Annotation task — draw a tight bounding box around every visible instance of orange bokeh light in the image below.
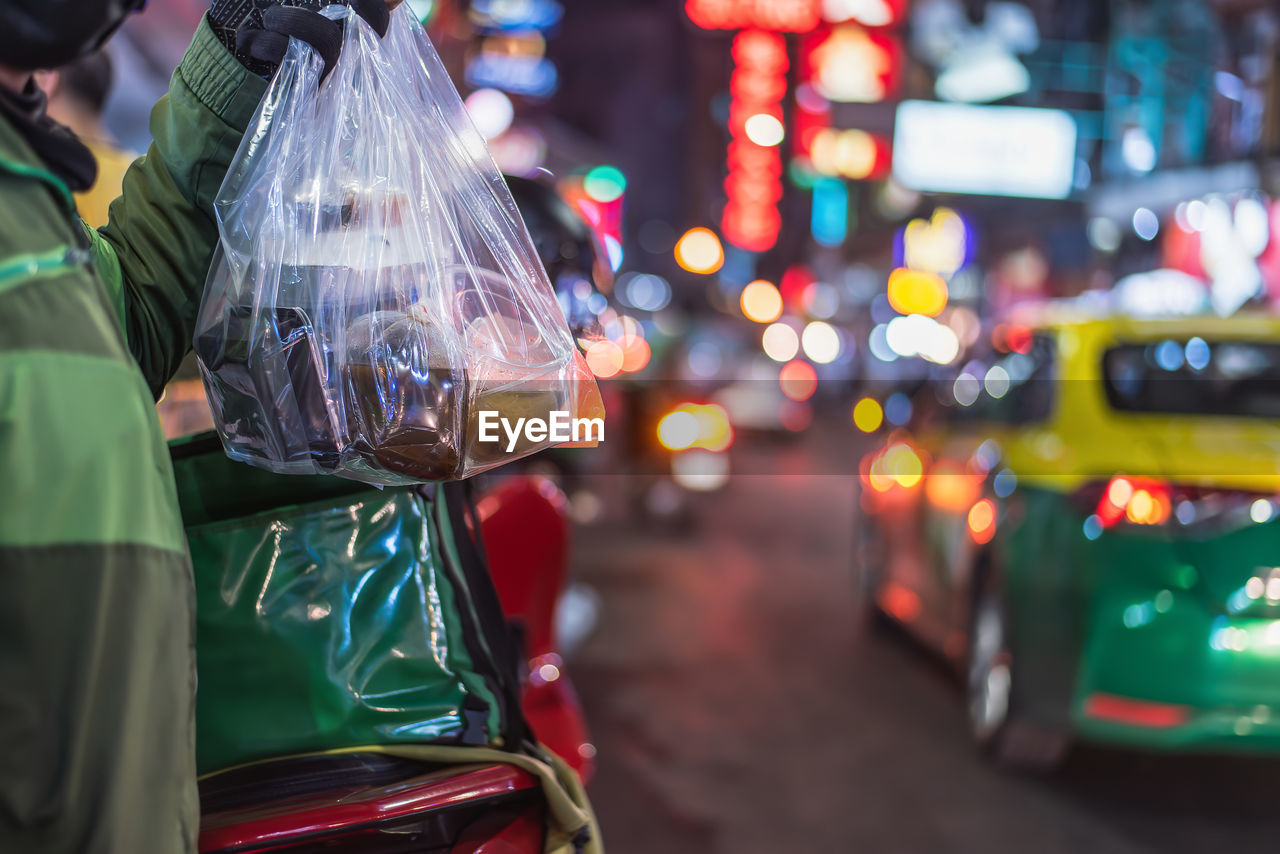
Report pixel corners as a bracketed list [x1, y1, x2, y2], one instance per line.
[585, 339, 624, 378]
[674, 227, 725, 274]
[740, 280, 784, 323]
[779, 360, 818, 401]
[621, 335, 651, 373]
[968, 498, 997, 544]
[925, 461, 983, 512]
[657, 402, 734, 452]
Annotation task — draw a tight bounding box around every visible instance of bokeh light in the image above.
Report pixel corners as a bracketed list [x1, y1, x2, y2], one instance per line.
[675, 227, 725, 274]
[762, 322, 800, 362]
[692, 403, 734, 452]
[887, 267, 948, 317]
[926, 462, 984, 512]
[620, 273, 672, 312]
[603, 234, 624, 271]
[868, 442, 925, 491]
[584, 339, 624, 378]
[810, 128, 880, 179]
[852, 397, 883, 433]
[740, 280, 784, 323]
[658, 403, 734, 453]
[779, 360, 818, 402]
[657, 410, 699, 451]
[901, 208, 968, 277]
[884, 392, 913, 426]
[671, 448, 731, 491]
[621, 335, 651, 373]
[968, 498, 997, 544]
[744, 113, 786, 147]
[885, 314, 959, 364]
[584, 165, 627, 203]
[801, 321, 841, 364]
[464, 88, 514, 139]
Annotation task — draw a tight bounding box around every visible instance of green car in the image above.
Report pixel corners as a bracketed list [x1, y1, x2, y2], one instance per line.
[859, 312, 1280, 768]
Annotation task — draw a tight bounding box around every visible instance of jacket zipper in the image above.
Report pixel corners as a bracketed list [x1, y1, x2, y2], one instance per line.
[0, 246, 91, 290]
[0, 154, 92, 293]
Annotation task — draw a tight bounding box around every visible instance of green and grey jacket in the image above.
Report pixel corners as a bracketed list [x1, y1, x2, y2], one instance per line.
[0, 21, 265, 853]
[0, 22, 266, 551]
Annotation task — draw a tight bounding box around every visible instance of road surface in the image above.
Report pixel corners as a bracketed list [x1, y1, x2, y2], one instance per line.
[567, 434, 1280, 853]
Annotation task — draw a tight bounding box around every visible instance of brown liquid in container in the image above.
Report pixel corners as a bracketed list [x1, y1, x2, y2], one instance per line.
[341, 303, 568, 480]
[341, 307, 465, 481]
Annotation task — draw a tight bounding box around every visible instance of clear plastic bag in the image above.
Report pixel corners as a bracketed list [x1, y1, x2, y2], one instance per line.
[195, 5, 602, 485]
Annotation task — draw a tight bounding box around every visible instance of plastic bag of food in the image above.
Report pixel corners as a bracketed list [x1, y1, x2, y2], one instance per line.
[195, 4, 602, 485]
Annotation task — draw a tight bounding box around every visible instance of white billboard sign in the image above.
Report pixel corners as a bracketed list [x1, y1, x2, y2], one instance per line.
[892, 100, 1078, 199]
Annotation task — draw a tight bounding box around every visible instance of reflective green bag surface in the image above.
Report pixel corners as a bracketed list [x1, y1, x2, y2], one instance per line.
[173, 434, 506, 774]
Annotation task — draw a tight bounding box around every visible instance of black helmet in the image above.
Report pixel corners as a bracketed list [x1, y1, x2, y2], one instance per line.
[0, 0, 147, 70]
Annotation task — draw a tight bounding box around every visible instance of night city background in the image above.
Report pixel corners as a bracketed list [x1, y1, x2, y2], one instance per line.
[85, 0, 1280, 850]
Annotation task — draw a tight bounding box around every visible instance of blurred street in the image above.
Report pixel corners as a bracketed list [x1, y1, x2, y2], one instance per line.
[13, 0, 1280, 850]
[571, 432, 1280, 854]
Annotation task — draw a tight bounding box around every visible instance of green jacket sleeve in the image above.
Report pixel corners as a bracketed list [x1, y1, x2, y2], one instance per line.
[90, 18, 267, 398]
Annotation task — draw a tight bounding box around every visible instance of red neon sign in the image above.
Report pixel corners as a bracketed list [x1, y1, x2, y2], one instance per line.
[801, 23, 902, 103]
[721, 29, 787, 253]
[686, 0, 821, 32]
[821, 0, 906, 27]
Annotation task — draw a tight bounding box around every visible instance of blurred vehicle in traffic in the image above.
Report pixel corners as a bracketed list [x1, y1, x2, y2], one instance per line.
[859, 310, 1280, 769]
[633, 399, 735, 526]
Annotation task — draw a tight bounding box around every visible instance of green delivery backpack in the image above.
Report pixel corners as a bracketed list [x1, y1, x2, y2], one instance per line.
[170, 433, 527, 775]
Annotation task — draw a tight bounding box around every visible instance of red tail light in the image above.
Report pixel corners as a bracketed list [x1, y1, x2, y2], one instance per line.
[1095, 476, 1172, 528]
[1073, 476, 1276, 534]
[1083, 692, 1189, 728]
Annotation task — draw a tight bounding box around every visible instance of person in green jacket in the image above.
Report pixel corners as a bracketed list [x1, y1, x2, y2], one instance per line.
[0, 1, 396, 851]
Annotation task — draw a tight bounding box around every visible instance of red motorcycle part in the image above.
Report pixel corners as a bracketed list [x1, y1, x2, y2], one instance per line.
[476, 476, 595, 781]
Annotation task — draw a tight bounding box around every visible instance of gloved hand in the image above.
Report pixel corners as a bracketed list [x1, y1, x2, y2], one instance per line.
[209, 0, 403, 78]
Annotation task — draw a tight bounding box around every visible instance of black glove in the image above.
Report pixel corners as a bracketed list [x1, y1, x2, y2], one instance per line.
[208, 0, 390, 79]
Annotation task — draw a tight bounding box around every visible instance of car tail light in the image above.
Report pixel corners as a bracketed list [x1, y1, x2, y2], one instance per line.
[656, 402, 734, 453]
[1072, 476, 1276, 534]
[861, 440, 926, 494]
[199, 762, 545, 854]
[1083, 692, 1189, 728]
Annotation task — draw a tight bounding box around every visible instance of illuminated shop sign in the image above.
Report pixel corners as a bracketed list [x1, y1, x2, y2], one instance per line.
[686, 0, 821, 32]
[821, 0, 906, 27]
[465, 54, 559, 98]
[687, 0, 825, 254]
[466, 0, 562, 97]
[802, 24, 901, 103]
[809, 128, 891, 180]
[892, 100, 1077, 199]
[469, 0, 564, 32]
[791, 16, 899, 189]
[723, 30, 788, 252]
[895, 207, 971, 277]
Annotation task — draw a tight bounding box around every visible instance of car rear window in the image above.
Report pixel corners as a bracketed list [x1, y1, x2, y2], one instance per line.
[1103, 338, 1280, 418]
